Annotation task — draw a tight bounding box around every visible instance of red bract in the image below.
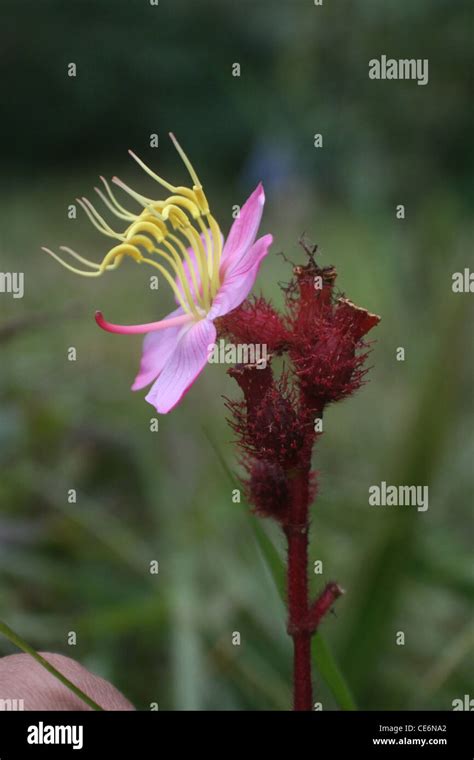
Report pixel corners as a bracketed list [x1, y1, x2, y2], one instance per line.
[285, 257, 380, 411]
[227, 367, 309, 468]
[216, 295, 288, 352]
[285, 261, 337, 335]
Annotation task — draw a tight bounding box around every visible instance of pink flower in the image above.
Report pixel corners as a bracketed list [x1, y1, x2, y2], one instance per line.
[43, 135, 273, 413]
[106, 187, 271, 413]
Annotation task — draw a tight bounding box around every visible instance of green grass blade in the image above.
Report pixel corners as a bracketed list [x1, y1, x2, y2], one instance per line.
[0, 620, 104, 711]
[251, 518, 286, 597]
[311, 633, 356, 710]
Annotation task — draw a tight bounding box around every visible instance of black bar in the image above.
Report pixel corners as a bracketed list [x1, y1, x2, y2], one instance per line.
[0, 710, 472, 757]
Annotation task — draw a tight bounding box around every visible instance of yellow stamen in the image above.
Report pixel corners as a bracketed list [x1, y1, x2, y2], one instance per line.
[43, 246, 127, 276]
[169, 132, 201, 187]
[128, 149, 199, 205]
[126, 220, 165, 245]
[192, 185, 210, 215]
[112, 177, 156, 208]
[126, 235, 156, 254]
[161, 195, 201, 219]
[168, 232, 206, 306]
[139, 256, 192, 315]
[43, 135, 226, 319]
[161, 203, 190, 229]
[161, 238, 202, 310]
[78, 198, 121, 240]
[197, 216, 214, 277]
[59, 246, 102, 269]
[153, 244, 201, 319]
[121, 220, 200, 316]
[42, 247, 105, 277]
[207, 215, 223, 297]
[178, 224, 212, 311]
[99, 177, 137, 219]
[94, 186, 135, 221]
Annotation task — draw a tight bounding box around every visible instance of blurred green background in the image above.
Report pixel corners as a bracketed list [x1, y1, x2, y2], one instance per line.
[0, 0, 472, 710]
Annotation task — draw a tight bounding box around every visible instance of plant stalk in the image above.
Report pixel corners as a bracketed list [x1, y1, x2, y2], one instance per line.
[285, 464, 312, 711]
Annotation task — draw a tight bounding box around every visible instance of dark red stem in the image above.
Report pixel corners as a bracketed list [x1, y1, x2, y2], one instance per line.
[285, 464, 312, 711]
[284, 445, 343, 711]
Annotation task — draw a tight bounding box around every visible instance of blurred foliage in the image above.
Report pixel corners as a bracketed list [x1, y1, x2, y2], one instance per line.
[0, 0, 472, 709]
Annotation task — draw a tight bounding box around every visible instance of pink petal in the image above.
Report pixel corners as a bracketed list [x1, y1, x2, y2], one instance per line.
[220, 183, 265, 276]
[209, 234, 273, 319]
[145, 318, 216, 413]
[131, 306, 185, 391]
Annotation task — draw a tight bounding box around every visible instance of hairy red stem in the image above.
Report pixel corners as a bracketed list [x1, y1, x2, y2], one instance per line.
[285, 464, 312, 711]
[305, 581, 344, 631]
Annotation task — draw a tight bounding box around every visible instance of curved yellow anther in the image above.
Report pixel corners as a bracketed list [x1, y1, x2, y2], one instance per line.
[135, 212, 168, 234]
[162, 204, 190, 229]
[126, 220, 165, 245]
[101, 244, 143, 268]
[126, 234, 156, 253]
[192, 186, 210, 215]
[162, 195, 201, 219]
